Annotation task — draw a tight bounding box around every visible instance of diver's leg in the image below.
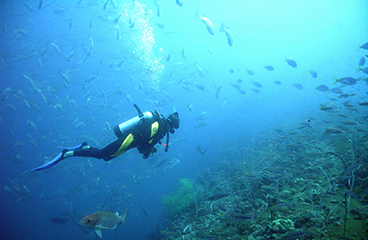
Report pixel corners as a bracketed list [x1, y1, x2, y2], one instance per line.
[31, 142, 89, 171]
[98, 136, 137, 161]
[72, 146, 104, 159]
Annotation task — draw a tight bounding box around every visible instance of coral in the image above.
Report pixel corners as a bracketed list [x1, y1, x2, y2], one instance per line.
[270, 219, 295, 233]
[162, 178, 197, 216]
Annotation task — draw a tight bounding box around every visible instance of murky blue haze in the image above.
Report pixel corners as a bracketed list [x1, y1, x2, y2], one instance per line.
[1, 0, 368, 239]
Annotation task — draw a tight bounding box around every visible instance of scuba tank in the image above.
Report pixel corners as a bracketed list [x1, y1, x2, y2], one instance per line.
[113, 104, 154, 138]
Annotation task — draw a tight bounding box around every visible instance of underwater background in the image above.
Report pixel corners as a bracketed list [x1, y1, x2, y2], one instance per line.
[1, 0, 368, 239]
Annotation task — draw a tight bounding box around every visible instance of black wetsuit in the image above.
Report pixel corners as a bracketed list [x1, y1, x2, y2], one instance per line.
[73, 112, 169, 161]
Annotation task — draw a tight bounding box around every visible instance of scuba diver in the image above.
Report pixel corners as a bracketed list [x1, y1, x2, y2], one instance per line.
[31, 104, 180, 171]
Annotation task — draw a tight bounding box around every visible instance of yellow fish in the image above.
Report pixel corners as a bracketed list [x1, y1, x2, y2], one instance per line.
[79, 208, 128, 238]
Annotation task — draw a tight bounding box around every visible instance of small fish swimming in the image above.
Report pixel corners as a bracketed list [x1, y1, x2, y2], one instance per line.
[252, 81, 263, 88]
[155, 158, 180, 172]
[231, 83, 241, 90]
[195, 11, 214, 35]
[286, 59, 297, 68]
[195, 121, 207, 129]
[181, 47, 186, 58]
[156, 23, 165, 29]
[334, 77, 358, 85]
[359, 56, 366, 66]
[219, 22, 233, 46]
[245, 68, 254, 76]
[324, 128, 343, 133]
[175, 0, 183, 7]
[232, 213, 255, 220]
[273, 80, 282, 85]
[50, 216, 69, 225]
[358, 101, 368, 106]
[292, 83, 303, 90]
[264, 65, 274, 71]
[216, 86, 222, 99]
[156, 2, 161, 17]
[357, 66, 368, 74]
[196, 145, 207, 156]
[309, 70, 317, 78]
[315, 85, 329, 92]
[328, 87, 343, 94]
[79, 208, 128, 238]
[207, 193, 229, 201]
[195, 84, 206, 91]
[195, 64, 205, 77]
[359, 42, 368, 49]
[251, 89, 260, 94]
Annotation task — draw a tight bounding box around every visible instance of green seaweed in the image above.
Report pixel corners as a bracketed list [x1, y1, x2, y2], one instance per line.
[162, 178, 197, 216]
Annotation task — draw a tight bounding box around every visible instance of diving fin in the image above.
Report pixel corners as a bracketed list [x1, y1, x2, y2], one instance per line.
[31, 151, 65, 171]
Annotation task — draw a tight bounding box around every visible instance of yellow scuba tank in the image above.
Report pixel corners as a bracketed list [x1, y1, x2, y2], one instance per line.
[113, 104, 154, 138]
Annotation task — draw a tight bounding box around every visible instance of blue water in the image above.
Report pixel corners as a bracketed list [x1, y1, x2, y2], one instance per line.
[1, 0, 368, 239]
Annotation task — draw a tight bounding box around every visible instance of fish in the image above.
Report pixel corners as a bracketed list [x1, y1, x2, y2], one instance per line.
[264, 65, 274, 71]
[273, 80, 282, 85]
[357, 66, 368, 74]
[341, 164, 359, 175]
[345, 189, 360, 200]
[334, 77, 358, 85]
[292, 83, 303, 90]
[358, 102, 368, 106]
[196, 145, 207, 156]
[276, 207, 295, 215]
[156, 23, 165, 29]
[161, 230, 179, 238]
[175, 0, 183, 7]
[245, 68, 254, 76]
[232, 213, 255, 220]
[286, 59, 297, 68]
[251, 89, 260, 94]
[50, 217, 69, 225]
[315, 85, 329, 92]
[282, 230, 306, 239]
[195, 121, 207, 129]
[359, 56, 366, 66]
[309, 70, 318, 78]
[324, 128, 343, 133]
[79, 208, 128, 238]
[187, 103, 194, 111]
[166, 52, 172, 61]
[14, 192, 30, 203]
[340, 121, 357, 125]
[219, 22, 233, 46]
[236, 79, 242, 83]
[156, 2, 161, 17]
[252, 81, 262, 88]
[231, 83, 241, 90]
[238, 89, 246, 94]
[103, 0, 108, 10]
[216, 86, 222, 99]
[328, 87, 343, 94]
[359, 42, 368, 49]
[207, 193, 229, 201]
[155, 158, 180, 172]
[195, 84, 206, 91]
[195, 64, 205, 77]
[141, 207, 149, 217]
[181, 47, 186, 58]
[195, 11, 214, 35]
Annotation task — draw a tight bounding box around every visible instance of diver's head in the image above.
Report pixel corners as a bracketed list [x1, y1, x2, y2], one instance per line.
[167, 112, 180, 133]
